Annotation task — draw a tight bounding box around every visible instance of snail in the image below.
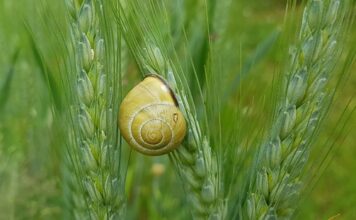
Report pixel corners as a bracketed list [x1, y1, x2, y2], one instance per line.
[118, 74, 187, 156]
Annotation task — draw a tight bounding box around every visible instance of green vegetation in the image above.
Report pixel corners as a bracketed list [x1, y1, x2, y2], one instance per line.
[0, 0, 354, 219]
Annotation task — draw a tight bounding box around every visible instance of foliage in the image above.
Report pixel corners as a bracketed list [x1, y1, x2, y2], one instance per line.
[0, 0, 355, 219]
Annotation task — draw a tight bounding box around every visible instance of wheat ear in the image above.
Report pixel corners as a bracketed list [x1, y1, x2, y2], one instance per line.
[170, 115, 222, 220]
[63, 0, 124, 219]
[245, 0, 347, 219]
[114, 0, 222, 216]
[139, 46, 222, 219]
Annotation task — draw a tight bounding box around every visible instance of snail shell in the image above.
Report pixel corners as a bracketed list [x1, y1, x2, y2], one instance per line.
[119, 75, 187, 156]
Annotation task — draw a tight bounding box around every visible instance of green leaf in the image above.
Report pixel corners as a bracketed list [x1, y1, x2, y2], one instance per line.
[26, 27, 64, 111]
[224, 30, 280, 101]
[0, 49, 20, 111]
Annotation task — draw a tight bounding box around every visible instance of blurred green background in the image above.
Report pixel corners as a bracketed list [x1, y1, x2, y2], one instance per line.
[0, 0, 355, 219]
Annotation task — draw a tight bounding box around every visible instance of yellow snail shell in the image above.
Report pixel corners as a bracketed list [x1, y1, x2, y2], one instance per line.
[119, 75, 187, 156]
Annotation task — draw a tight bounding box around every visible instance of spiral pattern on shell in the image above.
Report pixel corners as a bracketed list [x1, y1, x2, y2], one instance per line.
[119, 75, 186, 156]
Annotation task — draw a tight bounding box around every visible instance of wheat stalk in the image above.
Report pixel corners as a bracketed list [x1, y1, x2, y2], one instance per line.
[63, 0, 124, 219]
[245, 0, 347, 218]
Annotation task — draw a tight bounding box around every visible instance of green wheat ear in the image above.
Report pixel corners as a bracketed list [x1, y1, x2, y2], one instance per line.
[141, 45, 222, 219]
[62, 0, 125, 219]
[113, 0, 223, 217]
[244, 0, 350, 219]
[140, 47, 222, 219]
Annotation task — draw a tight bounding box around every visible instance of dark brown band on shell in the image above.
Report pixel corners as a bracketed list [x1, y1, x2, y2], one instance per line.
[145, 74, 179, 107]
